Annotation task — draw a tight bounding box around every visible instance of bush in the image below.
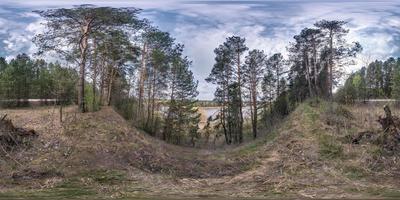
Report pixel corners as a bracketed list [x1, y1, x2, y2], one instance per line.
[84, 85, 100, 112]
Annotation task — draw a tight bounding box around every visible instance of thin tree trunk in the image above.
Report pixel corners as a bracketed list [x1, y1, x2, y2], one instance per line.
[151, 69, 157, 128]
[107, 67, 115, 106]
[137, 43, 147, 119]
[146, 76, 152, 131]
[251, 86, 257, 139]
[312, 37, 318, 96]
[237, 51, 243, 143]
[225, 66, 232, 145]
[305, 52, 313, 97]
[78, 29, 89, 113]
[329, 31, 334, 100]
[59, 105, 63, 123]
[99, 57, 105, 106]
[92, 39, 98, 111]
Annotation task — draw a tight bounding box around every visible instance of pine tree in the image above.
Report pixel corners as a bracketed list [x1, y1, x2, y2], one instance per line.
[243, 49, 266, 138]
[315, 20, 362, 99]
[164, 46, 200, 146]
[224, 36, 248, 143]
[34, 6, 141, 112]
[206, 44, 233, 144]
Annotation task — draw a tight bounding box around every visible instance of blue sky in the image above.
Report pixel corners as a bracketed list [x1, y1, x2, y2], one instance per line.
[0, 0, 399, 99]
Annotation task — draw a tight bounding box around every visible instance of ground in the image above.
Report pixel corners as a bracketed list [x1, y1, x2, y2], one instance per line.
[0, 101, 399, 199]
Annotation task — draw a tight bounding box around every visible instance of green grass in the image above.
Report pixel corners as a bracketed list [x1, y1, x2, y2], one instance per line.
[235, 129, 279, 157]
[364, 187, 400, 198]
[80, 169, 127, 184]
[343, 165, 367, 179]
[0, 180, 96, 200]
[318, 134, 343, 159]
[300, 103, 320, 126]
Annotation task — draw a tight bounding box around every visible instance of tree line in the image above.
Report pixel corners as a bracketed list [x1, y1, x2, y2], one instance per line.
[0, 54, 77, 106]
[31, 5, 199, 146]
[206, 20, 361, 145]
[337, 57, 400, 103]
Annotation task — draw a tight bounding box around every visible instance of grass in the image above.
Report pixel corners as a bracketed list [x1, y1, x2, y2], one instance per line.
[3, 101, 400, 199]
[364, 187, 400, 198]
[0, 180, 96, 200]
[318, 134, 343, 159]
[80, 169, 127, 184]
[342, 165, 367, 179]
[234, 129, 279, 157]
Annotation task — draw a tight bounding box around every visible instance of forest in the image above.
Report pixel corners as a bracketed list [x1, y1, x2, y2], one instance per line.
[1, 3, 400, 199]
[0, 5, 363, 146]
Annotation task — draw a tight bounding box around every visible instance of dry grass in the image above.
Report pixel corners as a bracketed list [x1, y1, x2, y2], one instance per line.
[1, 102, 400, 199]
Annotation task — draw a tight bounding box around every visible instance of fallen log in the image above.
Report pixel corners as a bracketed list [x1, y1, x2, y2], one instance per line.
[0, 115, 37, 149]
[377, 105, 400, 132]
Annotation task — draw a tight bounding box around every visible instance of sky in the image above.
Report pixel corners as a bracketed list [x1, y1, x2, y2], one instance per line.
[0, 0, 399, 100]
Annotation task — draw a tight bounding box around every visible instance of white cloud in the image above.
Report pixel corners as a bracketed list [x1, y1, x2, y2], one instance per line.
[0, 0, 399, 99]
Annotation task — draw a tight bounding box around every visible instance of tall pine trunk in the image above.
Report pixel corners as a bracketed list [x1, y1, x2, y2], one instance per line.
[78, 23, 90, 113]
[329, 31, 334, 100]
[92, 39, 98, 111]
[137, 43, 147, 119]
[251, 86, 257, 139]
[237, 51, 243, 143]
[150, 69, 157, 129]
[312, 37, 318, 96]
[107, 67, 115, 106]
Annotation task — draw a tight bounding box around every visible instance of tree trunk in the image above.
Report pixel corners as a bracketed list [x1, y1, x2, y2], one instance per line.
[99, 57, 105, 106]
[77, 22, 91, 113]
[312, 37, 318, 96]
[251, 86, 257, 139]
[92, 39, 98, 111]
[137, 42, 147, 119]
[107, 67, 115, 106]
[150, 69, 157, 129]
[59, 105, 63, 123]
[237, 51, 243, 143]
[145, 76, 152, 131]
[305, 52, 313, 97]
[225, 67, 232, 145]
[329, 31, 334, 100]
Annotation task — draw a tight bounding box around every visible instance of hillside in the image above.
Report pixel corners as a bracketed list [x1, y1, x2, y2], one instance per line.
[1, 101, 400, 199]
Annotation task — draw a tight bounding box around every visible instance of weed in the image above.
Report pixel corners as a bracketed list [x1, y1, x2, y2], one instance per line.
[318, 134, 343, 159]
[343, 165, 367, 179]
[80, 169, 126, 184]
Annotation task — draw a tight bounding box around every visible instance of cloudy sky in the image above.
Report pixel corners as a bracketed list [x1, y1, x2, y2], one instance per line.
[0, 0, 399, 99]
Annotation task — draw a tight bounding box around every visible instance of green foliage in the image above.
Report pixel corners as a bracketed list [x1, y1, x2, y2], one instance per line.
[227, 82, 242, 144]
[0, 54, 77, 107]
[163, 47, 200, 146]
[113, 98, 138, 120]
[392, 58, 400, 99]
[338, 57, 400, 101]
[84, 84, 100, 112]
